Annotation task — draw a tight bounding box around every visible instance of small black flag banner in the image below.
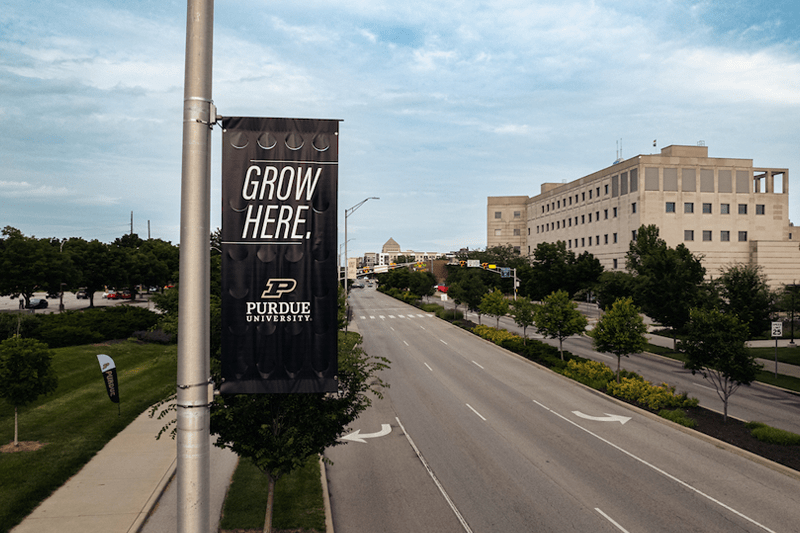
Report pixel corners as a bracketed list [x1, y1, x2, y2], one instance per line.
[96, 354, 119, 403]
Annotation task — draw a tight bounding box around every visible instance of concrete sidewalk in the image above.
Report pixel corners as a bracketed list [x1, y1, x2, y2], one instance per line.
[11, 407, 237, 533]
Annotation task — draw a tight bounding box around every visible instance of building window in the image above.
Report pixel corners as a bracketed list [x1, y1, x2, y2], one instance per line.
[632, 230, 637, 241]
[721, 203, 730, 214]
[568, 239, 572, 248]
[495, 229, 502, 236]
[582, 192, 585, 201]
[605, 184, 609, 195]
[597, 187, 601, 197]
[514, 211, 521, 218]
[703, 230, 712, 241]
[613, 258, 618, 269]
[581, 237, 585, 247]
[495, 211, 502, 219]
[596, 235, 600, 245]
[613, 207, 618, 217]
[685, 230, 694, 241]
[739, 231, 748, 241]
[604, 234, 608, 244]
[632, 202, 637, 214]
[569, 197, 572, 206]
[589, 190, 593, 199]
[756, 204, 765, 215]
[568, 218, 572, 227]
[588, 236, 592, 246]
[684, 202, 694, 213]
[703, 203, 712, 214]
[581, 215, 585, 224]
[604, 209, 609, 219]
[738, 204, 748, 215]
[613, 233, 618, 243]
[588, 213, 592, 222]
[513, 229, 520, 236]
[666, 202, 675, 213]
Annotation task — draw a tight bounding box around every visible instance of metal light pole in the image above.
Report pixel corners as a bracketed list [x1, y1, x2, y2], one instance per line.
[177, 0, 213, 531]
[344, 197, 378, 296]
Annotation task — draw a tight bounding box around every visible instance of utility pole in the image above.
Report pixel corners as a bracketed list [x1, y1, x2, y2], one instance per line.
[177, 0, 214, 531]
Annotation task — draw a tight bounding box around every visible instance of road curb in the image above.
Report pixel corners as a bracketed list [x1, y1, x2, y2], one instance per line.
[134, 458, 177, 532]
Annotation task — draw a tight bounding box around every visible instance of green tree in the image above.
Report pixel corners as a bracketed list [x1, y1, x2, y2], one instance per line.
[626, 226, 706, 342]
[0, 227, 75, 307]
[590, 297, 648, 382]
[717, 264, 774, 338]
[679, 308, 760, 422]
[525, 241, 574, 300]
[62, 238, 114, 307]
[408, 271, 436, 298]
[533, 290, 588, 360]
[595, 270, 636, 310]
[510, 297, 536, 345]
[0, 336, 58, 446]
[210, 332, 389, 532]
[480, 289, 510, 328]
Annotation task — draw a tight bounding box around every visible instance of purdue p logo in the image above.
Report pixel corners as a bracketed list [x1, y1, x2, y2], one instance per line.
[261, 279, 297, 299]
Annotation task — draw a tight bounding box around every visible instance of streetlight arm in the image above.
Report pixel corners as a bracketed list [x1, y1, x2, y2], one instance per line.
[346, 196, 379, 217]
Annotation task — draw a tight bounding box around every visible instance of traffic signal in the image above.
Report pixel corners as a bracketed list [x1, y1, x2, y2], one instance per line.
[459, 260, 466, 267]
[481, 263, 488, 269]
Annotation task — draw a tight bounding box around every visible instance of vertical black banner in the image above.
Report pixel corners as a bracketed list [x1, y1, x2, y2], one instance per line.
[220, 117, 339, 393]
[96, 354, 119, 403]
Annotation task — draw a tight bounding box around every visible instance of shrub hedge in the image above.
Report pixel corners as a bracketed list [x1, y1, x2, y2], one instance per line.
[1, 306, 160, 348]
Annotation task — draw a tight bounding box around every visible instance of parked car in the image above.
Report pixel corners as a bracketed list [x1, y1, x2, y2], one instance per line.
[76, 288, 88, 299]
[26, 298, 48, 309]
[118, 290, 133, 299]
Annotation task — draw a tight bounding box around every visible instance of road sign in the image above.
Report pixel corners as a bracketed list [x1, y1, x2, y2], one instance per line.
[467, 259, 480, 268]
[772, 322, 783, 338]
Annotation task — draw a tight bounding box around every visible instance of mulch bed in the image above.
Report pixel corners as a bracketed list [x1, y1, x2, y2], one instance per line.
[672, 406, 800, 472]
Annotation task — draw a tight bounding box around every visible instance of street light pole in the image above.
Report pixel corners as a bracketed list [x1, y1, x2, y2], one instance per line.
[344, 197, 379, 297]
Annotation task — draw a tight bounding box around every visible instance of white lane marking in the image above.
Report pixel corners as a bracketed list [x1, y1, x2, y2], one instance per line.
[396, 417, 473, 533]
[359, 316, 366, 320]
[472, 360, 484, 369]
[424, 363, 433, 371]
[389, 315, 396, 319]
[379, 315, 385, 320]
[466, 404, 486, 421]
[595, 508, 630, 533]
[403, 340, 409, 346]
[370, 315, 375, 319]
[440, 339, 448, 345]
[533, 400, 777, 533]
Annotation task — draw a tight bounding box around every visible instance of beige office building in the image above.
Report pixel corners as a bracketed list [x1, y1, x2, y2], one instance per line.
[488, 145, 798, 287]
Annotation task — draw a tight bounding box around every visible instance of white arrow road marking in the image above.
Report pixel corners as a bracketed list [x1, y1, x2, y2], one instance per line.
[572, 411, 631, 424]
[339, 424, 392, 443]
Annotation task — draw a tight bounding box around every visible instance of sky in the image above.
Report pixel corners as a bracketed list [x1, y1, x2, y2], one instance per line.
[2, 0, 799, 258]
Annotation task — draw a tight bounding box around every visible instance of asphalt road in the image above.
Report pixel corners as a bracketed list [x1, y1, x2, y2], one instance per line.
[433, 296, 800, 436]
[326, 287, 800, 533]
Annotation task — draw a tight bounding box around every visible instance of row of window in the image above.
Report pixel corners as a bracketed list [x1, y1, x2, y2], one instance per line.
[493, 210, 522, 219]
[684, 230, 748, 242]
[536, 204, 637, 233]
[667, 202, 766, 215]
[542, 185, 609, 214]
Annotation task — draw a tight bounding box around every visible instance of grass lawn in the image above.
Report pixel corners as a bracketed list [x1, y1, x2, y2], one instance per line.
[220, 454, 326, 532]
[0, 340, 177, 532]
